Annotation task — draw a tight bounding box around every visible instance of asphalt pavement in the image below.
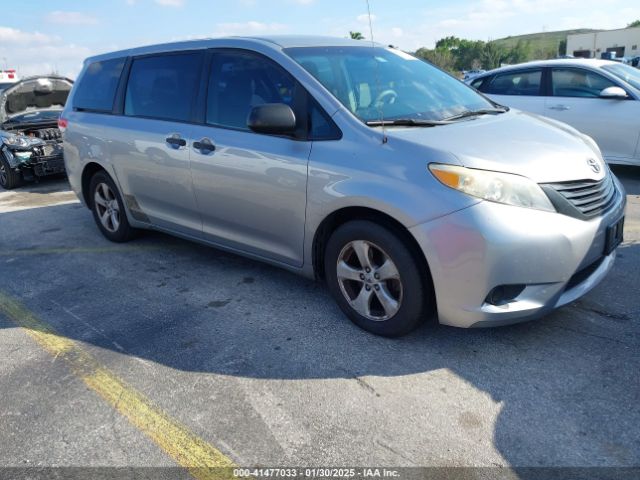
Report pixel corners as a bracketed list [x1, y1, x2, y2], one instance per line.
[0, 167, 638, 479]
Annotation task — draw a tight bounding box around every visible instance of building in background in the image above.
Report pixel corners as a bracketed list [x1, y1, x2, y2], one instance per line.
[567, 27, 640, 59]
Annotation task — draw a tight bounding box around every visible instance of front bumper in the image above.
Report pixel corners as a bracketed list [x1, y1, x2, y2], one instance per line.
[410, 176, 626, 328]
[2, 144, 65, 177]
[29, 154, 66, 177]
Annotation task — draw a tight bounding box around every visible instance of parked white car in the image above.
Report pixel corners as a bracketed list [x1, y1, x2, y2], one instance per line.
[468, 59, 640, 166]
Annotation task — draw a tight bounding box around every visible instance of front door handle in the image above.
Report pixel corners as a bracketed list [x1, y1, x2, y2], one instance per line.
[548, 105, 570, 111]
[193, 138, 216, 153]
[166, 136, 187, 148]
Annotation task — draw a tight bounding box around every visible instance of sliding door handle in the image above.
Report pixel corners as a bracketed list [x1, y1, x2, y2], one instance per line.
[165, 136, 187, 147]
[193, 138, 216, 154]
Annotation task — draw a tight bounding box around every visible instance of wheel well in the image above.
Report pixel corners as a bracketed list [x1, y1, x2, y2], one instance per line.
[81, 163, 106, 208]
[312, 207, 432, 286]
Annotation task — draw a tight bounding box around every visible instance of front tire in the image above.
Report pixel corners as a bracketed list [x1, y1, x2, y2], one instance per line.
[0, 154, 22, 190]
[324, 220, 430, 337]
[89, 171, 136, 242]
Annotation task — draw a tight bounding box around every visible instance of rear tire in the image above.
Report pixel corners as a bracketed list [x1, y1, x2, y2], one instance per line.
[89, 171, 136, 242]
[0, 154, 23, 190]
[324, 220, 430, 337]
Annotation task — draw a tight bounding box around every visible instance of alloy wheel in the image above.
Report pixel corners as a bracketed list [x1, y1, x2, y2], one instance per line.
[94, 182, 120, 233]
[0, 163, 7, 186]
[336, 240, 403, 321]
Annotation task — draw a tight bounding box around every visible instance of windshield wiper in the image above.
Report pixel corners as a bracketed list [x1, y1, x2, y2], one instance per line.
[365, 118, 451, 127]
[444, 107, 509, 121]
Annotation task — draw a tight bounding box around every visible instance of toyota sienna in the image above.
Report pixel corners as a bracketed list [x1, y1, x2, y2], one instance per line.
[62, 36, 626, 336]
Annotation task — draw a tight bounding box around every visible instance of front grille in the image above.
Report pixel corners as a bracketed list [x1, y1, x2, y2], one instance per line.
[542, 174, 617, 219]
[42, 144, 56, 156]
[37, 142, 62, 157]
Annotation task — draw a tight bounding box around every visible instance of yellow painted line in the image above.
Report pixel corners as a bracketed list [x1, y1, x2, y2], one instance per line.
[0, 246, 165, 256]
[0, 291, 236, 479]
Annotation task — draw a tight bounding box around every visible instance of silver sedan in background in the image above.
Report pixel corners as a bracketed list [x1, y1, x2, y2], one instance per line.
[468, 59, 640, 166]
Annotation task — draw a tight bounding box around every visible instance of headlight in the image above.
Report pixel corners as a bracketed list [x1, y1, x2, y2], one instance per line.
[1, 134, 44, 148]
[429, 164, 555, 212]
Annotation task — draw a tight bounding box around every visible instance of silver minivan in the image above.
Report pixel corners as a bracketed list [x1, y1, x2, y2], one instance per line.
[62, 36, 626, 336]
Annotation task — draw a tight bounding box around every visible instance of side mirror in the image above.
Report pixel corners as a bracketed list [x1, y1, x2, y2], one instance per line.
[247, 103, 297, 135]
[599, 86, 628, 99]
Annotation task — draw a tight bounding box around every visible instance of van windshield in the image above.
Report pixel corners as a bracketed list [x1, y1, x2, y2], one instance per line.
[285, 46, 493, 123]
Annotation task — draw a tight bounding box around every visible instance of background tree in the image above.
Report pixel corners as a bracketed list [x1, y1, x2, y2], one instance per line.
[417, 36, 486, 72]
[349, 31, 365, 40]
[558, 39, 567, 56]
[415, 47, 456, 72]
[531, 45, 557, 60]
[505, 40, 531, 64]
[454, 39, 486, 71]
[414, 33, 572, 72]
[627, 20, 640, 28]
[435, 36, 463, 51]
[481, 41, 507, 69]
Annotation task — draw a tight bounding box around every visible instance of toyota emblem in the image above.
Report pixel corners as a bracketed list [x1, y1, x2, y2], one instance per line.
[587, 158, 601, 174]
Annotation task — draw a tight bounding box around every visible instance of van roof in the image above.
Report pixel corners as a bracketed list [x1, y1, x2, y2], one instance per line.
[85, 35, 378, 64]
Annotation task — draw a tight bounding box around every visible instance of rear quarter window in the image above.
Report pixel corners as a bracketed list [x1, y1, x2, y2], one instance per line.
[73, 58, 125, 112]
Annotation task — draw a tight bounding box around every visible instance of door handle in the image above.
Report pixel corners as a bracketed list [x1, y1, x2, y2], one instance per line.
[165, 136, 187, 147]
[193, 138, 216, 153]
[548, 105, 570, 111]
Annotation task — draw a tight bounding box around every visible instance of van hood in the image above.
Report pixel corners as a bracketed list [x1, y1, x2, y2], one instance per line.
[0, 76, 73, 125]
[384, 109, 606, 184]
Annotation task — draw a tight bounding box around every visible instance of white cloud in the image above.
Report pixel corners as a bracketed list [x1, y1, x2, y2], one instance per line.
[344, 0, 637, 50]
[357, 13, 376, 24]
[0, 27, 51, 45]
[45, 11, 99, 25]
[0, 26, 91, 79]
[427, 0, 636, 44]
[154, 0, 185, 6]
[212, 21, 288, 36]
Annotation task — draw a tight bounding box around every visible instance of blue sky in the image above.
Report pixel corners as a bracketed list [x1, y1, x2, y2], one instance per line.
[2, 0, 638, 78]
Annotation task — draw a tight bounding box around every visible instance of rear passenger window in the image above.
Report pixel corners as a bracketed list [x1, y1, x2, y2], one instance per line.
[485, 70, 542, 96]
[73, 58, 125, 112]
[124, 53, 203, 122]
[206, 51, 297, 130]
